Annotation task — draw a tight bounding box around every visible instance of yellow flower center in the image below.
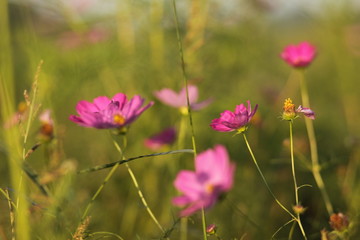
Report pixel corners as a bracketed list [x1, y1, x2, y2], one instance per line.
[282, 98, 297, 121]
[206, 184, 214, 193]
[113, 114, 125, 125]
[283, 98, 295, 112]
[179, 106, 189, 116]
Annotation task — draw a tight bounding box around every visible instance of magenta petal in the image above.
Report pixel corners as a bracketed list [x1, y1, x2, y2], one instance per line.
[76, 100, 98, 114]
[174, 170, 204, 200]
[112, 93, 128, 109]
[69, 115, 85, 125]
[172, 195, 192, 206]
[93, 96, 111, 110]
[179, 201, 205, 217]
[210, 118, 234, 132]
[195, 145, 235, 189]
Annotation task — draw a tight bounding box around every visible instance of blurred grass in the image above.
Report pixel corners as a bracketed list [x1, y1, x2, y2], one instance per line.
[1, 0, 360, 239]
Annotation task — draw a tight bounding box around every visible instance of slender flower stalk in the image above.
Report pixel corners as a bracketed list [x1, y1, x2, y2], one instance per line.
[112, 135, 165, 234]
[242, 133, 296, 220]
[201, 208, 207, 240]
[289, 121, 307, 239]
[172, 0, 202, 239]
[298, 70, 333, 216]
[289, 122, 299, 205]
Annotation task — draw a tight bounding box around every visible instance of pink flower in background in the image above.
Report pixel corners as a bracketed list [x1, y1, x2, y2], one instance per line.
[144, 127, 176, 151]
[154, 85, 212, 112]
[210, 101, 258, 133]
[57, 27, 109, 50]
[69, 93, 154, 129]
[172, 145, 235, 216]
[280, 42, 317, 68]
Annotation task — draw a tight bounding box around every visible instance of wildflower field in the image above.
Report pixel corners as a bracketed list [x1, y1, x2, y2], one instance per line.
[1, 0, 360, 239]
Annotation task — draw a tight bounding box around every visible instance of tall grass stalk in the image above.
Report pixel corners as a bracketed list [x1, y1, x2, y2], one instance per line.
[171, 0, 197, 157]
[289, 121, 307, 239]
[172, 0, 205, 239]
[298, 70, 333, 216]
[0, 2, 33, 236]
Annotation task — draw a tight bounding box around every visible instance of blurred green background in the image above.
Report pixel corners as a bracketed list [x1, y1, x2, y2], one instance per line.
[1, 0, 360, 239]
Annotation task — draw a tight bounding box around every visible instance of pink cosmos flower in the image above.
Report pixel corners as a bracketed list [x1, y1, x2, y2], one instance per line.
[172, 145, 235, 216]
[69, 93, 154, 129]
[154, 85, 212, 112]
[144, 127, 176, 151]
[280, 42, 317, 68]
[210, 101, 258, 133]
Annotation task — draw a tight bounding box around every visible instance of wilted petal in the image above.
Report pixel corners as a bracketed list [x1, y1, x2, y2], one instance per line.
[297, 105, 315, 120]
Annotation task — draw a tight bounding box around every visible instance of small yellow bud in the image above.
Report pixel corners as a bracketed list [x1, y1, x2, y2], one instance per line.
[282, 98, 297, 121]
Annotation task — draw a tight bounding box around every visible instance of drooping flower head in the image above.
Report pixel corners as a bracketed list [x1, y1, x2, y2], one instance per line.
[329, 213, 350, 232]
[144, 127, 176, 151]
[280, 42, 317, 68]
[69, 93, 154, 130]
[3, 101, 28, 129]
[282, 98, 315, 121]
[172, 145, 235, 216]
[38, 109, 54, 142]
[210, 100, 258, 133]
[154, 85, 212, 115]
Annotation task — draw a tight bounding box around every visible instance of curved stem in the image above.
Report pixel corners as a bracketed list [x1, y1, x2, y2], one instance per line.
[112, 135, 165, 234]
[242, 133, 295, 219]
[298, 70, 333, 216]
[80, 162, 120, 222]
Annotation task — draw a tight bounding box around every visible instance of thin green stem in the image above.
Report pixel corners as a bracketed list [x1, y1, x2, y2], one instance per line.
[298, 70, 333, 216]
[112, 135, 165, 234]
[78, 149, 194, 174]
[289, 121, 307, 239]
[171, 0, 197, 156]
[80, 162, 120, 222]
[201, 208, 208, 240]
[271, 218, 295, 239]
[242, 133, 295, 219]
[289, 121, 299, 205]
